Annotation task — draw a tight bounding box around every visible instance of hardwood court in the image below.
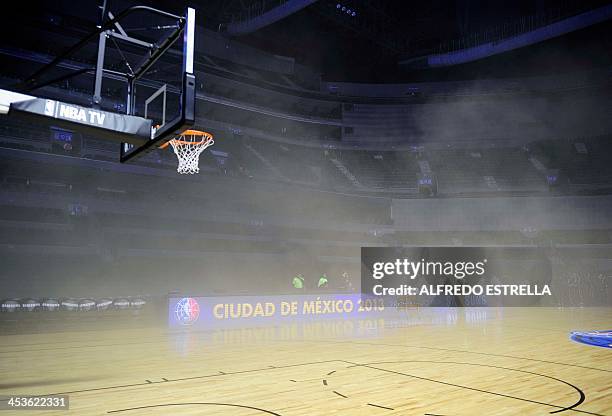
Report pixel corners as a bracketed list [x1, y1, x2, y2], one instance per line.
[0, 307, 610, 415]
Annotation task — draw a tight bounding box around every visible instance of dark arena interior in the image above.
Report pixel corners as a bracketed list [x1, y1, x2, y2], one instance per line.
[0, 0, 611, 414]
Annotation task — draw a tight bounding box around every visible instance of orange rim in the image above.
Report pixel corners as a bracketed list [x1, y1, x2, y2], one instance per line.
[159, 130, 213, 149]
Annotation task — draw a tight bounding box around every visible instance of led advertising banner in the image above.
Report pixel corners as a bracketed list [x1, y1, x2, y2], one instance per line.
[168, 294, 388, 329]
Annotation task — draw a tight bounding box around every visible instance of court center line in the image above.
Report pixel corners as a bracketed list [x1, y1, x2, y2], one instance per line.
[343, 362, 605, 416]
[348, 360, 586, 414]
[320, 340, 612, 373]
[368, 403, 394, 410]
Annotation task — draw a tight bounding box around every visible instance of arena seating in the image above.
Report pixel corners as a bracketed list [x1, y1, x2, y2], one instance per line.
[428, 148, 546, 194]
[3, 121, 611, 196]
[530, 137, 612, 188]
[330, 149, 419, 191]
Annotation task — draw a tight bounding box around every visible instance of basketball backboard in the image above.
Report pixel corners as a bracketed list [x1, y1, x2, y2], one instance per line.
[0, 4, 196, 163]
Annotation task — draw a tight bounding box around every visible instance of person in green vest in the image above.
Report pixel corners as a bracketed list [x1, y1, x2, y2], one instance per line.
[318, 273, 329, 289]
[292, 273, 305, 289]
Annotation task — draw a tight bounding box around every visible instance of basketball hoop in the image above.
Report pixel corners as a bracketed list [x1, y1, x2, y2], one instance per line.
[160, 129, 214, 174]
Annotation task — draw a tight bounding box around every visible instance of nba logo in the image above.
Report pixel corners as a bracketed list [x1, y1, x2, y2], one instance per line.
[44, 99, 56, 116]
[175, 297, 200, 325]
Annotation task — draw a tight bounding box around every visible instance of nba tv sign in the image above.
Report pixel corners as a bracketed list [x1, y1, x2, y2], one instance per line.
[45, 100, 106, 125]
[10, 96, 152, 140]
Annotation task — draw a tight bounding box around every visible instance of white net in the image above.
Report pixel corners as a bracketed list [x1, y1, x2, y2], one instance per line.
[167, 130, 214, 174]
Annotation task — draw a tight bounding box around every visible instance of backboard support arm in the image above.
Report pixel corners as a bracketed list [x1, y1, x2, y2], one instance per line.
[17, 6, 184, 94]
[9, 5, 196, 165]
[93, 32, 107, 107]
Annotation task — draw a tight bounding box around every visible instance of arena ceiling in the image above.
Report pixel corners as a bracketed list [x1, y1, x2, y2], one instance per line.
[3, 0, 612, 83]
